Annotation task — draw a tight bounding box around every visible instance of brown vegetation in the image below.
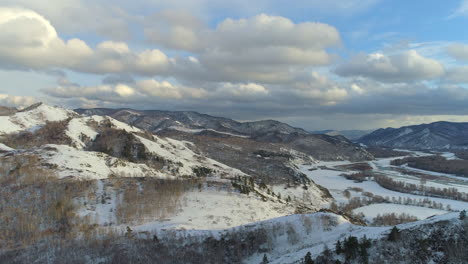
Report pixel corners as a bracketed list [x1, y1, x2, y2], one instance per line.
[372, 213, 418, 226]
[114, 178, 197, 224]
[1, 119, 72, 149]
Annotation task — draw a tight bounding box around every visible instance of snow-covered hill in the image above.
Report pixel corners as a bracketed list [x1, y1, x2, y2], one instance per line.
[0, 103, 75, 134]
[0, 103, 246, 179]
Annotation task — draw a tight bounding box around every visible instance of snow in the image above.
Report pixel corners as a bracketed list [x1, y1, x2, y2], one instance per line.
[0, 104, 74, 134]
[0, 143, 14, 152]
[271, 184, 330, 208]
[169, 125, 250, 138]
[66, 117, 99, 148]
[134, 188, 294, 231]
[37, 144, 165, 179]
[353, 203, 447, 222]
[76, 180, 118, 226]
[301, 163, 468, 211]
[136, 135, 247, 177]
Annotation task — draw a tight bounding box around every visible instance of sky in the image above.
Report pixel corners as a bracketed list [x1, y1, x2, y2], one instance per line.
[1, 0, 468, 130]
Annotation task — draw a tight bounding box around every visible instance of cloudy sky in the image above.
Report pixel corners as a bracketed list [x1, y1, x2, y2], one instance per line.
[1, 0, 468, 130]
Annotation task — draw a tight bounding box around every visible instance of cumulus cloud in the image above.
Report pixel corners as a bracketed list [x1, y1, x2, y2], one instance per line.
[146, 13, 340, 83]
[335, 50, 444, 82]
[0, 7, 171, 76]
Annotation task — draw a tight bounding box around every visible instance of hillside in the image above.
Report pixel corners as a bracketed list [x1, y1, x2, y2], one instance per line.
[76, 108, 373, 161]
[359, 121, 468, 150]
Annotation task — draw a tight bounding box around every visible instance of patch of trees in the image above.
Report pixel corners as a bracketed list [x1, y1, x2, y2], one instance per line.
[89, 128, 149, 162]
[336, 162, 373, 172]
[391, 155, 468, 177]
[0, 156, 94, 249]
[366, 221, 468, 263]
[231, 176, 255, 195]
[1, 119, 72, 149]
[372, 213, 418, 226]
[0, 222, 271, 264]
[192, 166, 213, 177]
[335, 236, 372, 263]
[115, 178, 196, 224]
[374, 173, 468, 202]
[341, 172, 369, 183]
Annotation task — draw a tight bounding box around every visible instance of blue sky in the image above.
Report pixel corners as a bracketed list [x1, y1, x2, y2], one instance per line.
[1, 0, 468, 130]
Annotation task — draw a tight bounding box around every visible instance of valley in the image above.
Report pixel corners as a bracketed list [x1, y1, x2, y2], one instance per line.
[0, 104, 467, 264]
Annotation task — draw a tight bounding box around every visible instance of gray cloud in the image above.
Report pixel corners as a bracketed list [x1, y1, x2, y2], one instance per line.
[444, 66, 468, 83]
[335, 50, 444, 82]
[447, 43, 468, 61]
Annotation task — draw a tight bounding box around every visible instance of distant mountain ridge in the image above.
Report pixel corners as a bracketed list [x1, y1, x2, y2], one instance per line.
[358, 121, 468, 150]
[311, 129, 375, 141]
[75, 108, 310, 137]
[76, 108, 373, 161]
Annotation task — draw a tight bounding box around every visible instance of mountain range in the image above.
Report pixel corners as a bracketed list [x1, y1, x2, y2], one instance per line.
[76, 107, 373, 161]
[358, 121, 468, 150]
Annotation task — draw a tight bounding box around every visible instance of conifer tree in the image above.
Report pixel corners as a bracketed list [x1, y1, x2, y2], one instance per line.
[304, 252, 314, 264]
[460, 210, 466, 220]
[388, 226, 400, 241]
[335, 240, 342, 254]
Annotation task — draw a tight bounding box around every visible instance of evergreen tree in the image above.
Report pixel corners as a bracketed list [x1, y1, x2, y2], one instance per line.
[388, 226, 400, 242]
[335, 240, 342, 254]
[304, 252, 314, 264]
[343, 236, 359, 260]
[359, 236, 371, 264]
[460, 210, 466, 220]
[261, 254, 269, 264]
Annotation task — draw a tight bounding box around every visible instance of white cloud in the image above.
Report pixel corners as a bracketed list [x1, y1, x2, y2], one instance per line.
[0, 7, 171, 76]
[335, 50, 445, 82]
[145, 13, 340, 83]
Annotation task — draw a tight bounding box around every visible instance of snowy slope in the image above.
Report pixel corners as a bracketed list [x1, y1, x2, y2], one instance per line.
[136, 135, 247, 177]
[0, 103, 75, 134]
[30, 144, 165, 179]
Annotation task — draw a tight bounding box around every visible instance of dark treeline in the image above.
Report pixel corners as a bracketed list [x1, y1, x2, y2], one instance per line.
[374, 174, 468, 202]
[391, 155, 468, 177]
